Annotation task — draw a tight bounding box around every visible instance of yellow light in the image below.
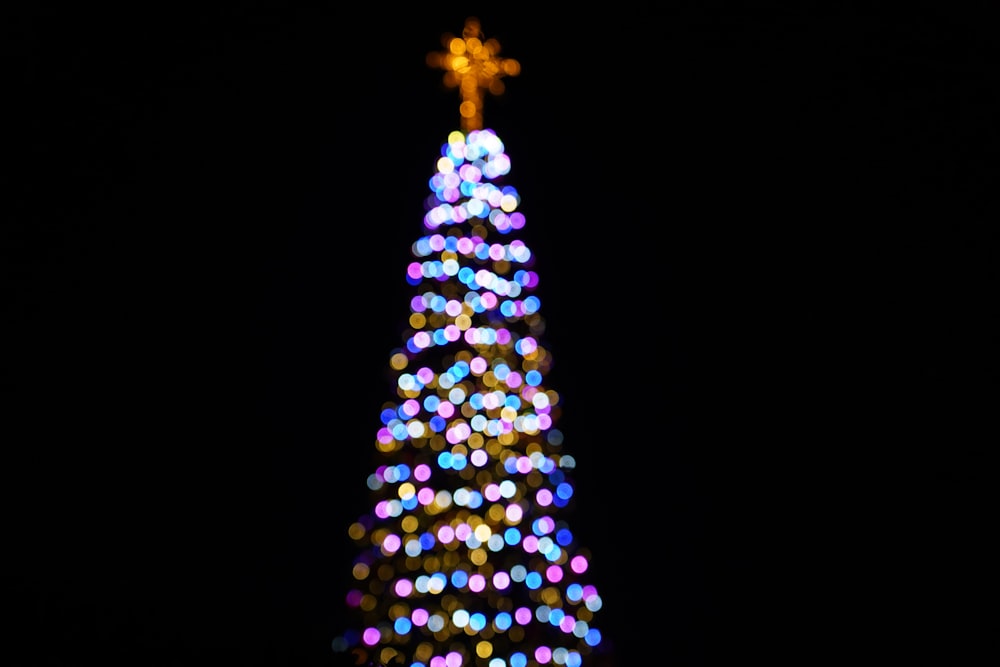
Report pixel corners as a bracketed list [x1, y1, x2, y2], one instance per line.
[541, 587, 562, 605]
[474, 523, 492, 542]
[415, 643, 433, 662]
[348, 522, 367, 541]
[429, 18, 519, 131]
[351, 562, 370, 581]
[436, 156, 455, 173]
[389, 352, 408, 371]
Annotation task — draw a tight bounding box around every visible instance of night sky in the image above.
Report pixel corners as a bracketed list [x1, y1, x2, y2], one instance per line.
[5, 5, 994, 666]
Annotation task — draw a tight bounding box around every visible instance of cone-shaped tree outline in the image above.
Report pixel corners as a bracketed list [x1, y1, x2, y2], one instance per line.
[333, 20, 607, 667]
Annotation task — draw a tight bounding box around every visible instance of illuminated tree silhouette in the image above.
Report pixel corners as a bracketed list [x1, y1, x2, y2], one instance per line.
[333, 18, 607, 667]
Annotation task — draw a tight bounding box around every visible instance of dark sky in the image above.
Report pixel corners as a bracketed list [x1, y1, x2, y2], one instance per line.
[5, 5, 995, 666]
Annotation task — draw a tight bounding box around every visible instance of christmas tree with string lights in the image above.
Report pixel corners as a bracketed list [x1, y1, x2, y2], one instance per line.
[332, 18, 608, 667]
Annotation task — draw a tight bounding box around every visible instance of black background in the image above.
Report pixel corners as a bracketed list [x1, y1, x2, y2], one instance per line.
[5, 4, 995, 666]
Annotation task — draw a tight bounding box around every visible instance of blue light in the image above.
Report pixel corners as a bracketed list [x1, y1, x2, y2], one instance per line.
[451, 570, 469, 588]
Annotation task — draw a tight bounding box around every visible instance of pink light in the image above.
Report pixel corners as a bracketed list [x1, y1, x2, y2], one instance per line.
[489, 243, 505, 260]
[417, 487, 435, 505]
[446, 422, 471, 444]
[468, 574, 486, 592]
[534, 646, 552, 664]
[470, 356, 488, 375]
[506, 503, 524, 524]
[437, 525, 455, 544]
[362, 627, 380, 646]
[394, 578, 414, 597]
[493, 571, 511, 590]
[381, 534, 401, 554]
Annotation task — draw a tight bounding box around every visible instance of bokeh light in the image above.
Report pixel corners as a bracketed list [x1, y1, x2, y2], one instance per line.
[332, 42, 607, 664]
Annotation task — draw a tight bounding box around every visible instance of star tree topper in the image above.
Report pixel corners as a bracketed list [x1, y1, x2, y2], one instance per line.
[426, 17, 521, 132]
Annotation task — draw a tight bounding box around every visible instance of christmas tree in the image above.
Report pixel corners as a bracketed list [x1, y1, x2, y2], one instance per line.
[333, 18, 608, 667]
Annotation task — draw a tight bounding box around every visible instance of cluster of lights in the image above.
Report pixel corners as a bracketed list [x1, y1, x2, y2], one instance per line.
[333, 129, 604, 667]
